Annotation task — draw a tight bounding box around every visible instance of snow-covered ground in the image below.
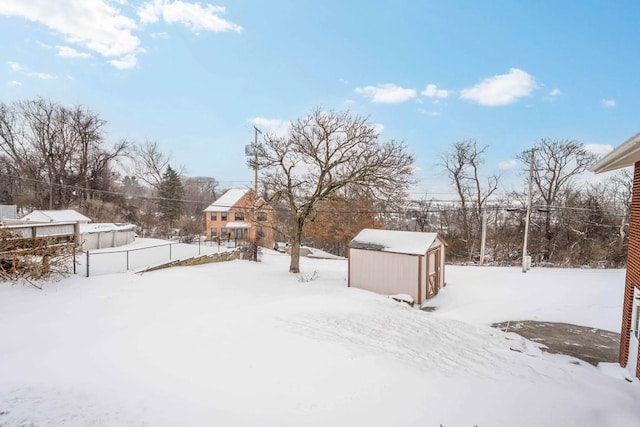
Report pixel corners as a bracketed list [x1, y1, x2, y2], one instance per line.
[1, 251, 638, 426]
[433, 266, 625, 332]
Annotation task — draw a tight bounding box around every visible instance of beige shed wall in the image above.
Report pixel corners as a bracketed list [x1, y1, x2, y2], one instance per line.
[349, 248, 420, 301]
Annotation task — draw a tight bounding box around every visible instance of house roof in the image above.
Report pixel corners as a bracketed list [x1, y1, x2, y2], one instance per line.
[349, 228, 440, 255]
[20, 209, 91, 223]
[591, 133, 640, 174]
[204, 189, 250, 212]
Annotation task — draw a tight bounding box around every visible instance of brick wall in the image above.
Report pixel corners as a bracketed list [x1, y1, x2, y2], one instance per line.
[621, 162, 640, 378]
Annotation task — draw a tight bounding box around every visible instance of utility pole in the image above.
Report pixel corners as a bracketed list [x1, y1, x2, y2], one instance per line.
[522, 149, 535, 273]
[480, 207, 487, 265]
[253, 126, 262, 194]
[246, 126, 262, 194]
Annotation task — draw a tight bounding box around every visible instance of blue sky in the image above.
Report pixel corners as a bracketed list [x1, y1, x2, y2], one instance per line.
[1, 0, 639, 198]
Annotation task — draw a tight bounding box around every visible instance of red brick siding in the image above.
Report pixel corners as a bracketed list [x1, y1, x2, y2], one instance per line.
[621, 162, 640, 378]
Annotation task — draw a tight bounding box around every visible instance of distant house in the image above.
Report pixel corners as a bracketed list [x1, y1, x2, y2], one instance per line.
[591, 133, 640, 380]
[348, 229, 446, 304]
[203, 189, 274, 248]
[19, 209, 91, 224]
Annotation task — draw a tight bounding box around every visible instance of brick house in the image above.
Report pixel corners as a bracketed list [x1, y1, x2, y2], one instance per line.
[203, 189, 274, 248]
[591, 133, 640, 379]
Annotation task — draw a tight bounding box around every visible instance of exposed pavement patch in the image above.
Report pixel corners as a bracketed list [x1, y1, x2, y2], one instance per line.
[492, 320, 619, 366]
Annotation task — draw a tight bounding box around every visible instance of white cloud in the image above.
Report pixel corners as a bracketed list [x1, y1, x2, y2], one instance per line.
[343, 99, 356, 105]
[584, 143, 614, 156]
[601, 99, 616, 108]
[418, 108, 440, 117]
[8, 61, 55, 79]
[249, 117, 290, 137]
[138, 0, 162, 24]
[0, 0, 141, 68]
[56, 45, 91, 58]
[8, 61, 25, 73]
[151, 31, 169, 39]
[372, 123, 384, 134]
[7, 80, 21, 86]
[421, 83, 448, 99]
[460, 68, 536, 106]
[108, 54, 137, 69]
[543, 88, 562, 102]
[138, 1, 242, 33]
[498, 159, 518, 170]
[354, 83, 416, 104]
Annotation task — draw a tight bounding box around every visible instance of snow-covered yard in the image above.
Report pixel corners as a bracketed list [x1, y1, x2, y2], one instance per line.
[1, 251, 639, 426]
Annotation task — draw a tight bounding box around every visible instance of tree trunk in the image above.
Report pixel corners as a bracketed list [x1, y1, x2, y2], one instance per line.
[289, 217, 304, 273]
[545, 210, 553, 261]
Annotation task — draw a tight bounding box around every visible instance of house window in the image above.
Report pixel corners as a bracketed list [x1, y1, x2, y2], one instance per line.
[221, 212, 228, 221]
[235, 212, 244, 221]
[257, 211, 267, 222]
[236, 228, 245, 239]
[221, 227, 229, 238]
[210, 212, 217, 221]
[257, 227, 266, 238]
[210, 228, 217, 238]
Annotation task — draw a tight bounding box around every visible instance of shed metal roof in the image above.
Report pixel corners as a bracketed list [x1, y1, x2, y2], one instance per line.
[349, 228, 440, 255]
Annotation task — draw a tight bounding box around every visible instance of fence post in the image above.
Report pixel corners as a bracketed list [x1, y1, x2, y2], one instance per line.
[169, 243, 172, 260]
[86, 251, 90, 277]
[126, 250, 129, 270]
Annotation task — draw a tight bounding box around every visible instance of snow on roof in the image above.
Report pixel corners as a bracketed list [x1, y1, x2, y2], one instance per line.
[203, 189, 250, 212]
[590, 133, 640, 174]
[349, 228, 440, 255]
[20, 209, 91, 223]
[225, 221, 252, 229]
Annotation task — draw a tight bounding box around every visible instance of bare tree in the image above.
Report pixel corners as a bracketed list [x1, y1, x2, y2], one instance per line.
[0, 98, 126, 210]
[129, 140, 186, 189]
[253, 108, 415, 273]
[409, 197, 433, 232]
[517, 138, 597, 260]
[183, 176, 221, 216]
[441, 140, 499, 261]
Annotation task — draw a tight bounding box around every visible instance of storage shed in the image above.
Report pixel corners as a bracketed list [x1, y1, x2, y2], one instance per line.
[348, 229, 446, 304]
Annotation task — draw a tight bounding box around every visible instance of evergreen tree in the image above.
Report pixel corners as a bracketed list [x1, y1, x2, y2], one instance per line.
[158, 165, 185, 229]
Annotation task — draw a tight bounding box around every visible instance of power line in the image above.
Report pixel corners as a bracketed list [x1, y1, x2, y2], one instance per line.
[0, 172, 630, 218]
